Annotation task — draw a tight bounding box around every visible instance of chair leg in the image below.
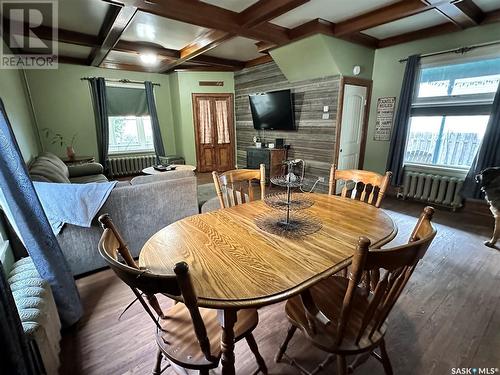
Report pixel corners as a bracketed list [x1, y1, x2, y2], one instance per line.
[379, 339, 393, 375]
[153, 347, 163, 375]
[347, 352, 370, 374]
[336, 355, 347, 375]
[275, 325, 297, 363]
[245, 333, 268, 374]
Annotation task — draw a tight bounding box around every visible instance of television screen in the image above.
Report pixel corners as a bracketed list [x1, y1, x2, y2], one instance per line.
[249, 89, 295, 130]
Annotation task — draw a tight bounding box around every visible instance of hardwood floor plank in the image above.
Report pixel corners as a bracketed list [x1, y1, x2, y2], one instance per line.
[59, 198, 500, 374]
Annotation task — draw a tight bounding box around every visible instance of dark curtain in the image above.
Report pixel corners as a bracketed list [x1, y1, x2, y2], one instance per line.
[88, 78, 109, 167]
[0, 259, 37, 375]
[386, 54, 421, 186]
[462, 85, 500, 198]
[0, 98, 82, 327]
[145, 81, 165, 163]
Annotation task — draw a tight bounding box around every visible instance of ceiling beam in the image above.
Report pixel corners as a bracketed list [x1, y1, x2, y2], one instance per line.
[104, 0, 290, 45]
[58, 55, 90, 65]
[340, 31, 379, 48]
[114, 40, 179, 59]
[424, 0, 485, 28]
[6, 23, 243, 70]
[168, 64, 237, 73]
[190, 54, 245, 69]
[255, 41, 277, 53]
[377, 21, 459, 48]
[287, 19, 379, 49]
[483, 8, 500, 24]
[289, 18, 335, 40]
[89, 4, 137, 66]
[158, 29, 235, 72]
[334, 0, 431, 36]
[100, 61, 153, 72]
[5, 20, 100, 48]
[239, 0, 310, 28]
[244, 55, 274, 68]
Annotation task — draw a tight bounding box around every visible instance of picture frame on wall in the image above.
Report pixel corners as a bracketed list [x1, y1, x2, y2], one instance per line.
[374, 97, 396, 141]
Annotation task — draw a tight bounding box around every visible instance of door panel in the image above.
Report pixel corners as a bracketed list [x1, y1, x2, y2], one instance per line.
[194, 97, 216, 172]
[338, 84, 367, 171]
[337, 84, 368, 193]
[193, 94, 235, 173]
[213, 97, 234, 171]
[215, 99, 230, 144]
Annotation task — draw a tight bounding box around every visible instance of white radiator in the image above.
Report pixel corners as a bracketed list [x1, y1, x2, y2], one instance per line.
[107, 154, 156, 178]
[399, 170, 465, 209]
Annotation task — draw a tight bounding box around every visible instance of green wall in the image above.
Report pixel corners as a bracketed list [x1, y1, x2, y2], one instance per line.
[271, 34, 374, 82]
[168, 71, 235, 165]
[364, 22, 500, 174]
[0, 41, 40, 162]
[25, 64, 177, 158]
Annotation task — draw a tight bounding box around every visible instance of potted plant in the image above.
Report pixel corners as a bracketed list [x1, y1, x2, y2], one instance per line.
[42, 128, 78, 160]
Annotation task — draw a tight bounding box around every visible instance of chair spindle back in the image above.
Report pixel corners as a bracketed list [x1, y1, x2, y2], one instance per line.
[328, 164, 392, 208]
[98, 214, 216, 362]
[337, 206, 436, 346]
[212, 164, 266, 208]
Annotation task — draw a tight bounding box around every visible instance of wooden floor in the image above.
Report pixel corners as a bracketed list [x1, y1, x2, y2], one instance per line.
[59, 198, 500, 375]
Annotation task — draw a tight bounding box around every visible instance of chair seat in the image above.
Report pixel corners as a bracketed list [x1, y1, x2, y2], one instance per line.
[285, 276, 386, 354]
[156, 303, 259, 369]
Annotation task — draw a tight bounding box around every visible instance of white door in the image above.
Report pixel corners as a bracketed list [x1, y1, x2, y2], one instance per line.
[337, 84, 367, 192]
[338, 84, 367, 170]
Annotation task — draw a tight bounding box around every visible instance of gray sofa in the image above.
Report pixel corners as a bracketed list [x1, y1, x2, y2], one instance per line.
[29, 152, 108, 183]
[28, 153, 199, 275]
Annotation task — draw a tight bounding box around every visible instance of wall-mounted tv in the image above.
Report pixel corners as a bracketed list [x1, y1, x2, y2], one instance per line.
[249, 89, 295, 130]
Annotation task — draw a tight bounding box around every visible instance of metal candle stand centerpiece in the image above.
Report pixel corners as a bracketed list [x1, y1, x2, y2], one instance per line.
[255, 159, 322, 238]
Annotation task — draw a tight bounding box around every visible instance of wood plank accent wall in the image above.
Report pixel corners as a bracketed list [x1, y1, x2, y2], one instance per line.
[234, 61, 340, 191]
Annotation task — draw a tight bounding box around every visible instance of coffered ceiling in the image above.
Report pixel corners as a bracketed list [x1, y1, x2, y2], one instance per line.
[271, 0, 399, 28]
[2, 0, 500, 74]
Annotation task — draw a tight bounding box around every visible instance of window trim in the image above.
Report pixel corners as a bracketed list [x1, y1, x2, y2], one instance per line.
[411, 103, 492, 116]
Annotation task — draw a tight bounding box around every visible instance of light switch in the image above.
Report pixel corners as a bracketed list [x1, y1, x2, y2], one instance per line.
[322, 113, 329, 120]
[323, 106, 329, 112]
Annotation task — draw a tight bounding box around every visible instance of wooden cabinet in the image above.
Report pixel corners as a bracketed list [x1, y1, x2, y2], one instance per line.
[246, 147, 287, 179]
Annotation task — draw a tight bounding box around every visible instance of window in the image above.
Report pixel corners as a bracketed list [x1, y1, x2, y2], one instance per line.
[404, 54, 500, 170]
[108, 116, 154, 154]
[106, 84, 154, 154]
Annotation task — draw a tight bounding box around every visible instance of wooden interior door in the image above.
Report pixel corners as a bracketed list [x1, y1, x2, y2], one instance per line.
[193, 94, 235, 173]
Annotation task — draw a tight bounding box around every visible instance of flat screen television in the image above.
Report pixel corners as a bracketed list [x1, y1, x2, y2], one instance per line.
[249, 89, 295, 130]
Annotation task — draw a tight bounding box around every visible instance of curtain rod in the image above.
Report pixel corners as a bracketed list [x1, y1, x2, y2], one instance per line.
[398, 40, 500, 63]
[80, 77, 161, 86]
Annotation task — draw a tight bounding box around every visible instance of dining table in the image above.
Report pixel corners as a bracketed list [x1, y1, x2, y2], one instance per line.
[139, 193, 397, 375]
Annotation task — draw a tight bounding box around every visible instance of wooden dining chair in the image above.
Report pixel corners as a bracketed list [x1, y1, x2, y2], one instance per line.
[212, 164, 266, 208]
[97, 214, 268, 375]
[328, 164, 392, 208]
[275, 206, 437, 375]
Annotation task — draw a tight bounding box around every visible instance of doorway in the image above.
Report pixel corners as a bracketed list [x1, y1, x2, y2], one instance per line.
[192, 93, 235, 173]
[335, 77, 372, 171]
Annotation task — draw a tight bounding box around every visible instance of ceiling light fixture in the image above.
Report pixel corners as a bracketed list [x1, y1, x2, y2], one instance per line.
[140, 53, 159, 65]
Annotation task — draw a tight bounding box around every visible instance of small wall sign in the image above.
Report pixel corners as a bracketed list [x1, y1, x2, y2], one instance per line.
[374, 97, 396, 141]
[199, 81, 224, 87]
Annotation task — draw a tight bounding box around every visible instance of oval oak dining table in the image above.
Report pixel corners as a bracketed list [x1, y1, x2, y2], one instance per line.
[140, 193, 397, 375]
